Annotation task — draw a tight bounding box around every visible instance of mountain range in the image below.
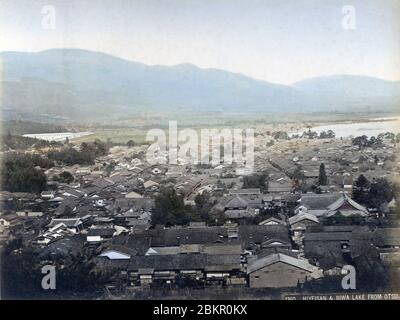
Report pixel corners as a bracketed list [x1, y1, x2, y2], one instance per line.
[1, 49, 399, 121]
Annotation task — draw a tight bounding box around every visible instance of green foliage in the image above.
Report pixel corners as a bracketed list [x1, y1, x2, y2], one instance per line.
[352, 174, 370, 205]
[194, 191, 215, 223]
[1, 134, 61, 151]
[292, 165, 305, 181]
[126, 140, 136, 147]
[369, 178, 393, 208]
[1, 240, 110, 298]
[301, 129, 318, 139]
[1, 153, 51, 193]
[48, 147, 95, 165]
[54, 171, 74, 184]
[377, 132, 395, 143]
[243, 172, 268, 191]
[352, 135, 383, 149]
[56, 253, 110, 294]
[48, 139, 109, 165]
[318, 163, 327, 186]
[1, 134, 37, 151]
[272, 131, 289, 140]
[81, 139, 109, 156]
[1, 120, 67, 135]
[319, 130, 335, 139]
[1, 241, 43, 298]
[353, 175, 394, 209]
[104, 161, 117, 174]
[152, 187, 193, 226]
[266, 140, 275, 147]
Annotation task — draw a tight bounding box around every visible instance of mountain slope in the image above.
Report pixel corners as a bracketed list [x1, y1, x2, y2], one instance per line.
[0, 49, 306, 119]
[1, 49, 399, 120]
[293, 75, 400, 98]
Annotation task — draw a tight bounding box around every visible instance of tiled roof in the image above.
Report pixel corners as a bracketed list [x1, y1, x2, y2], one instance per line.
[247, 253, 318, 274]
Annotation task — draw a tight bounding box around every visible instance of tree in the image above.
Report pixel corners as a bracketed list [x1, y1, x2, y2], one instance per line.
[266, 140, 275, 147]
[369, 178, 393, 208]
[352, 135, 369, 149]
[352, 174, 370, 206]
[57, 171, 74, 184]
[302, 129, 318, 139]
[56, 253, 110, 295]
[152, 187, 192, 226]
[194, 191, 215, 223]
[1, 153, 48, 193]
[126, 140, 135, 147]
[47, 140, 110, 166]
[1, 244, 43, 298]
[319, 130, 335, 139]
[327, 130, 335, 138]
[378, 132, 395, 143]
[272, 131, 289, 140]
[243, 172, 268, 191]
[318, 163, 328, 186]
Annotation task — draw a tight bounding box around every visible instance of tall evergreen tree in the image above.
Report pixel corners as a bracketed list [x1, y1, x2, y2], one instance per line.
[352, 174, 370, 205]
[318, 163, 328, 186]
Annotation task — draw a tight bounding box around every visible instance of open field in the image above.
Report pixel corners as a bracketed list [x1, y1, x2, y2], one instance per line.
[69, 111, 400, 145]
[71, 127, 147, 144]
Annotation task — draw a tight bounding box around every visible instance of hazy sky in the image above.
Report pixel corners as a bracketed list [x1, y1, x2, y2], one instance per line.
[1, 0, 399, 84]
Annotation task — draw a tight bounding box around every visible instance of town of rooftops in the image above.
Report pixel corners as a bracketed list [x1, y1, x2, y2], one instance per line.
[1, 126, 399, 299]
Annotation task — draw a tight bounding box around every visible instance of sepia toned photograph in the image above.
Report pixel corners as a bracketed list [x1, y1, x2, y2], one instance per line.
[0, 0, 400, 306]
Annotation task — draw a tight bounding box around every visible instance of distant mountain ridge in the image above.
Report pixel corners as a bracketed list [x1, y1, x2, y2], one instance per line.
[293, 75, 400, 98]
[1, 49, 399, 120]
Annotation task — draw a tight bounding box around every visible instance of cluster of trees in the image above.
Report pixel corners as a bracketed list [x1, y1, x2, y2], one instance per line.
[269, 129, 336, 141]
[53, 171, 74, 184]
[1, 240, 44, 298]
[151, 187, 194, 226]
[151, 188, 223, 226]
[48, 147, 96, 165]
[48, 139, 109, 166]
[352, 135, 383, 149]
[1, 153, 53, 193]
[81, 140, 109, 156]
[194, 191, 221, 224]
[303, 261, 390, 293]
[1, 139, 110, 191]
[2, 120, 67, 135]
[290, 129, 336, 140]
[374, 131, 400, 144]
[353, 175, 394, 208]
[318, 130, 336, 139]
[300, 129, 335, 140]
[1, 134, 38, 151]
[290, 163, 327, 193]
[272, 131, 290, 140]
[243, 172, 268, 191]
[1, 238, 110, 299]
[1, 133, 62, 151]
